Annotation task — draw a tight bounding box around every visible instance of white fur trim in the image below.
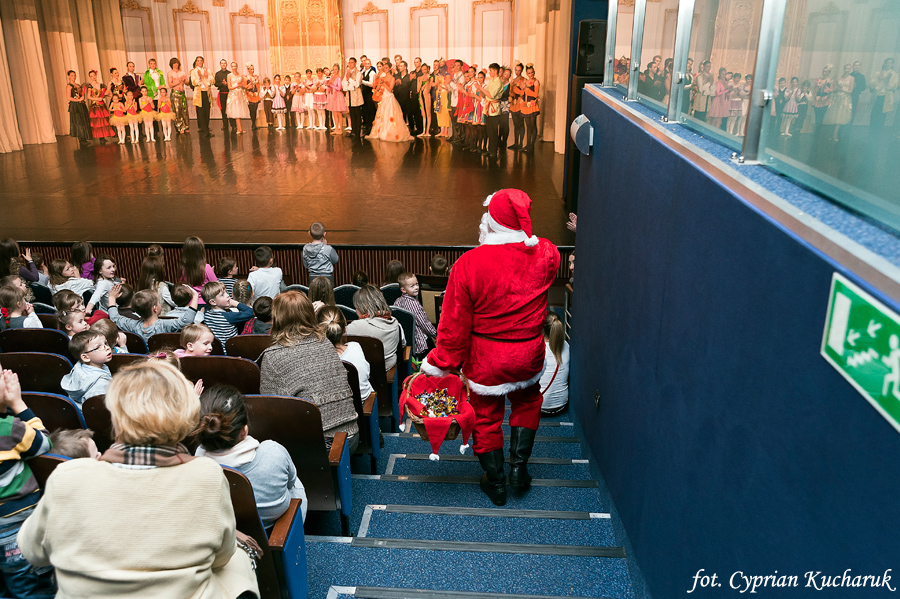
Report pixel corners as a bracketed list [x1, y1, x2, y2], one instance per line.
[481, 212, 529, 246]
[429, 453, 440, 461]
[460, 444, 469, 454]
[483, 192, 495, 207]
[466, 368, 545, 396]
[524, 235, 539, 247]
[398, 422, 406, 432]
[420, 356, 449, 377]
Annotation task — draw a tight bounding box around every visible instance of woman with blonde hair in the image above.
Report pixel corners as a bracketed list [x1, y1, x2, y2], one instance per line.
[18, 360, 261, 598]
[259, 291, 359, 451]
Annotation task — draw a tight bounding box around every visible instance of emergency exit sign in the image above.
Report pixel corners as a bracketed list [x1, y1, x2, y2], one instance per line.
[822, 272, 900, 433]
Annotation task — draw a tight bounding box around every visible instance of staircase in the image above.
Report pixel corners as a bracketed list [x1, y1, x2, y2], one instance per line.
[304, 408, 638, 599]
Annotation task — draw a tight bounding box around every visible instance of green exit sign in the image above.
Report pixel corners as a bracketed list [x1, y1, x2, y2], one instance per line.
[822, 272, 900, 433]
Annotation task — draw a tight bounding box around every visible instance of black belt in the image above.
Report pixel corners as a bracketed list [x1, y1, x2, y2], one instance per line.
[472, 332, 542, 343]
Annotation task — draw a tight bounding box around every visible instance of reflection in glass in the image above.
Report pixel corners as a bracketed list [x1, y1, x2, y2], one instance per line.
[762, 1, 900, 229]
[677, 0, 763, 148]
[613, 0, 635, 90]
[636, 0, 679, 111]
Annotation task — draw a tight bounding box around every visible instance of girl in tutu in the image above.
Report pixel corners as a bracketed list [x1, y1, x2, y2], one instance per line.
[108, 93, 127, 144]
[314, 68, 328, 130]
[290, 72, 305, 129]
[138, 86, 156, 142]
[302, 70, 316, 128]
[272, 74, 287, 130]
[123, 90, 140, 144]
[328, 63, 348, 134]
[156, 87, 176, 141]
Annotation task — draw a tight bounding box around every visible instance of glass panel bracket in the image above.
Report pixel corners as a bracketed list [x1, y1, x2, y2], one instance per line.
[627, 0, 648, 101]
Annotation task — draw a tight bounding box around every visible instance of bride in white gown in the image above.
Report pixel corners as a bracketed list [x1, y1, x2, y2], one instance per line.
[367, 61, 413, 142]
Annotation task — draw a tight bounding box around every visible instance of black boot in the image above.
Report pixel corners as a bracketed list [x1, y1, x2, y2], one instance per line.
[508, 426, 536, 489]
[477, 449, 507, 506]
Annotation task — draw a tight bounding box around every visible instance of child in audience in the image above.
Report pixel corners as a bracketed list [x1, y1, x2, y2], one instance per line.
[85, 255, 122, 315]
[247, 246, 286, 299]
[303, 222, 339, 284]
[0, 286, 42, 330]
[58, 308, 90, 338]
[110, 283, 139, 320]
[394, 272, 436, 360]
[32, 252, 50, 287]
[193, 385, 308, 526]
[53, 289, 85, 314]
[0, 368, 56, 597]
[137, 253, 174, 315]
[346, 285, 405, 370]
[71, 241, 95, 280]
[201, 282, 253, 346]
[242, 296, 273, 335]
[308, 276, 336, 306]
[319, 306, 373, 397]
[0, 275, 27, 295]
[384, 260, 404, 285]
[49, 429, 101, 459]
[89, 317, 129, 353]
[61, 330, 113, 405]
[352, 270, 369, 288]
[232, 279, 253, 306]
[430, 254, 448, 276]
[108, 283, 198, 342]
[177, 323, 216, 357]
[165, 284, 196, 321]
[49, 259, 95, 297]
[180, 236, 217, 299]
[215, 257, 239, 297]
[540, 311, 570, 415]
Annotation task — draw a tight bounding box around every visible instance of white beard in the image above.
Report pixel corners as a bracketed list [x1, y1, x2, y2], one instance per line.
[478, 212, 491, 245]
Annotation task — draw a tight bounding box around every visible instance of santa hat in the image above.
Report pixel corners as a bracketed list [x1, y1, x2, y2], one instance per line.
[483, 189, 539, 247]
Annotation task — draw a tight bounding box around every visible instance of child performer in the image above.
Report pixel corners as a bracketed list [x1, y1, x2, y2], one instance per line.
[156, 87, 176, 141]
[272, 74, 286, 130]
[138, 86, 156, 142]
[123, 90, 140, 143]
[314, 68, 328, 130]
[302, 70, 316, 128]
[261, 77, 274, 128]
[108, 93, 127, 144]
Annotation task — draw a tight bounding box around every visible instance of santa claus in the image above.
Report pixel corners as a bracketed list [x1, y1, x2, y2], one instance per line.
[421, 188, 560, 505]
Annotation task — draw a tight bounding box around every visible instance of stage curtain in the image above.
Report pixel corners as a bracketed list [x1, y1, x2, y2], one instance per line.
[0, 12, 23, 153]
[37, 0, 80, 136]
[0, 0, 58, 146]
[269, 0, 344, 77]
[91, 0, 127, 82]
[514, 0, 572, 153]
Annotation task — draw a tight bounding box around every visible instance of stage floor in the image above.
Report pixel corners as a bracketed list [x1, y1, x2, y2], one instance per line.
[1, 129, 574, 247]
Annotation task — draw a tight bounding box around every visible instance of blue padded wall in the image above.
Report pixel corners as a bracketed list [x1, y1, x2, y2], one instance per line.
[571, 90, 900, 598]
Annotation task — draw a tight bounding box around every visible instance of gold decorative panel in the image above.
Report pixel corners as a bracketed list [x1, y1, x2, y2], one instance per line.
[269, 0, 343, 75]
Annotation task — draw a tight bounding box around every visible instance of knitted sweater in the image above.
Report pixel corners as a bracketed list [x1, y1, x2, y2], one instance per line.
[17, 457, 257, 599]
[260, 336, 359, 438]
[0, 409, 50, 529]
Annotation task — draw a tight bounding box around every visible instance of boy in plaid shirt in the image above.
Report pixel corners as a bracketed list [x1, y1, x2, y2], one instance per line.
[393, 272, 437, 360]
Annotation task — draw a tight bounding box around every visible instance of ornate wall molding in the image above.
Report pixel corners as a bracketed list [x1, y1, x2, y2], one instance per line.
[471, 0, 514, 66]
[172, 0, 211, 59]
[410, 0, 448, 60]
[120, 0, 157, 53]
[353, 1, 387, 23]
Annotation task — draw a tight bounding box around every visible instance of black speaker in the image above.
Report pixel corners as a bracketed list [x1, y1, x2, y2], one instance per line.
[575, 19, 607, 76]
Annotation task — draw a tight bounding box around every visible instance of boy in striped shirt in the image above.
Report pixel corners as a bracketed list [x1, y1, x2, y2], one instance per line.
[201, 282, 253, 347]
[0, 365, 55, 597]
[393, 272, 437, 360]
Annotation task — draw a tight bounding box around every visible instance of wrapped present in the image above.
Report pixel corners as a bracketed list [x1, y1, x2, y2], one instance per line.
[398, 371, 475, 461]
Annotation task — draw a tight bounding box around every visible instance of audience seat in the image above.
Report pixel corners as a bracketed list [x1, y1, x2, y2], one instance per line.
[121, 332, 148, 354]
[225, 335, 272, 363]
[390, 306, 415, 376]
[243, 395, 352, 536]
[284, 284, 308, 294]
[32, 302, 56, 315]
[435, 294, 444, 325]
[28, 454, 70, 491]
[337, 304, 357, 323]
[0, 352, 71, 395]
[333, 285, 360, 307]
[415, 274, 449, 290]
[380, 283, 401, 305]
[37, 314, 59, 330]
[108, 352, 146, 375]
[222, 467, 308, 599]
[180, 356, 261, 394]
[22, 393, 86, 431]
[344, 336, 398, 431]
[0, 328, 71, 358]
[147, 333, 224, 356]
[81, 395, 113, 452]
[30, 284, 53, 306]
[344, 362, 379, 474]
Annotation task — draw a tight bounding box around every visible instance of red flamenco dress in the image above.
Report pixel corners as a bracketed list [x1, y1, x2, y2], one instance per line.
[86, 83, 114, 139]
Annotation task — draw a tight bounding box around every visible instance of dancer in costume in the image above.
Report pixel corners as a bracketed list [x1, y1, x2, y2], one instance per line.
[367, 62, 414, 142]
[156, 87, 175, 141]
[328, 63, 349, 134]
[85, 70, 114, 142]
[123, 90, 140, 144]
[138, 85, 157, 142]
[66, 70, 91, 147]
[108, 93, 127, 144]
[167, 57, 190, 134]
[226, 62, 250, 134]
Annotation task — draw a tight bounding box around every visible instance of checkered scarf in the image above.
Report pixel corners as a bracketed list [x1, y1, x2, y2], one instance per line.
[100, 443, 193, 468]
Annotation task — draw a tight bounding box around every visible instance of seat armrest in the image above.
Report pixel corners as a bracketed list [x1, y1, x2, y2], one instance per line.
[386, 366, 397, 382]
[403, 346, 411, 361]
[362, 392, 377, 416]
[268, 498, 301, 549]
[328, 432, 348, 466]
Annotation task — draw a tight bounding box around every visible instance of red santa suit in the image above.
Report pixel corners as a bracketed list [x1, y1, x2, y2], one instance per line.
[422, 189, 560, 454]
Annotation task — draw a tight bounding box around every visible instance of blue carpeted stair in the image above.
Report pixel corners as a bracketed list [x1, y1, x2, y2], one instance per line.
[305, 408, 636, 599]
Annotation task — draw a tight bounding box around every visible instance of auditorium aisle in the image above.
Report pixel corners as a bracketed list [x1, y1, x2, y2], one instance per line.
[304, 407, 638, 599]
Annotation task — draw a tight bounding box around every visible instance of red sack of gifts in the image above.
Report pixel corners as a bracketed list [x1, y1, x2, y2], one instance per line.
[398, 371, 476, 461]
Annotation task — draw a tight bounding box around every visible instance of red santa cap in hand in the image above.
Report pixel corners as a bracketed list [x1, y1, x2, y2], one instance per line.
[482, 189, 540, 247]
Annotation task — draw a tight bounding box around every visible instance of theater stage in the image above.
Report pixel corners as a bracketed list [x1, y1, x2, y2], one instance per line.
[1, 130, 574, 247]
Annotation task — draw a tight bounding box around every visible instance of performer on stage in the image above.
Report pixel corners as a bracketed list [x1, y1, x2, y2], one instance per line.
[167, 57, 190, 134]
[421, 189, 560, 506]
[190, 56, 213, 137]
[367, 63, 413, 142]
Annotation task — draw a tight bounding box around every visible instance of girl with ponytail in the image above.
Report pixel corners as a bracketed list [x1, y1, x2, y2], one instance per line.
[539, 311, 569, 415]
[193, 385, 307, 526]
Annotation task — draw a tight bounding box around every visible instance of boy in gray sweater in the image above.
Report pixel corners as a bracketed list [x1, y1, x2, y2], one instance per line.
[107, 283, 198, 343]
[302, 221, 339, 284]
